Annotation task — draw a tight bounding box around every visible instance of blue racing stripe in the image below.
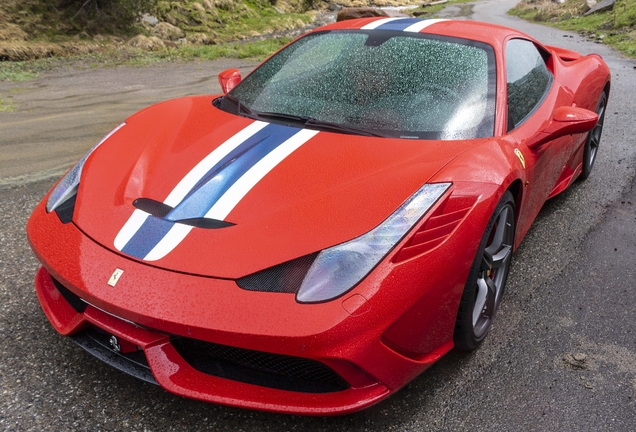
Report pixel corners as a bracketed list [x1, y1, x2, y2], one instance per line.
[164, 123, 300, 222]
[375, 18, 426, 31]
[121, 215, 175, 259]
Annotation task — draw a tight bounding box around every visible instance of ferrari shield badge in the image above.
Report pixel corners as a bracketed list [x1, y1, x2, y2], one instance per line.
[107, 268, 124, 287]
[514, 149, 526, 169]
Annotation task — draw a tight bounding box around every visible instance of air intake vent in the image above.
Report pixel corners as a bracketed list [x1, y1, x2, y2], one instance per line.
[393, 195, 477, 263]
[236, 253, 318, 294]
[171, 337, 350, 393]
[132, 198, 234, 229]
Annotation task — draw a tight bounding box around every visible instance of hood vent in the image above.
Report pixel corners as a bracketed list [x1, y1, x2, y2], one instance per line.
[132, 198, 235, 229]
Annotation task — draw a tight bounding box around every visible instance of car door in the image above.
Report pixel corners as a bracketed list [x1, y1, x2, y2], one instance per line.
[505, 38, 574, 233]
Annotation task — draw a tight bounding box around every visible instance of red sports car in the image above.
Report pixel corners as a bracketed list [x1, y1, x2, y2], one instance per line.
[27, 18, 610, 415]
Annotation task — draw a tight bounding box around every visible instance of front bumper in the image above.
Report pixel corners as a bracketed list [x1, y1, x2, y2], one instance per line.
[27, 197, 468, 415]
[35, 267, 397, 414]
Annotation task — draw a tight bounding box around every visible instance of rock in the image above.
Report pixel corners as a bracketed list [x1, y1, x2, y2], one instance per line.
[128, 35, 165, 51]
[151, 22, 185, 41]
[336, 7, 389, 22]
[584, 0, 616, 16]
[142, 13, 159, 26]
[328, 3, 342, 11]
[188, 33, 211, 45]
[583, 0, 597, 13]
[563, 353, 588, 369]
[192, 2, 205, 12]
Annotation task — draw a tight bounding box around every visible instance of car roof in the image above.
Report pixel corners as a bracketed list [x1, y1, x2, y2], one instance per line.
[313, 18, 532, 51]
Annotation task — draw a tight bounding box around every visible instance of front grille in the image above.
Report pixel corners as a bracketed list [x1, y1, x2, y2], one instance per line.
[171, 337, 350, 393]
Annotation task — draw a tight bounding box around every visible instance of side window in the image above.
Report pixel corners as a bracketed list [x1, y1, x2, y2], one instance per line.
[506, 39, 552, 131]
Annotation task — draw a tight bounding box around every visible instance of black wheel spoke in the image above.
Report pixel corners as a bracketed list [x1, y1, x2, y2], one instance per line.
[473, 276, 489, 327]
[491, 245, 512, 269]
[480, 250, 493, 272]
[485, 207, 510, 256]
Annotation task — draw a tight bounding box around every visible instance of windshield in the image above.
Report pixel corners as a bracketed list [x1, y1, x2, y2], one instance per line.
[221, 30, 496, 140]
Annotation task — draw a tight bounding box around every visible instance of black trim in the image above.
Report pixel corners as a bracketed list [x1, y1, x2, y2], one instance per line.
[71, 326, 157, 385]
[175, 217, 235, 229]
[55, 194, 76, 224]
[133, 198, 173, 218]
[51, 277, 87, 313]
[237, 253, 318, 294]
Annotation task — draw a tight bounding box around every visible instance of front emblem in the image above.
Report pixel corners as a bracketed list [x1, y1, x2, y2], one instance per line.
[514, 148, 526, 169]
[107, 268, 124, 287]
[109, 335, 121, 353]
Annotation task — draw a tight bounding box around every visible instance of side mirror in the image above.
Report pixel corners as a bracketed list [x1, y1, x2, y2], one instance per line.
[527, 106, 598, 148]
[218, 68, 241, 94]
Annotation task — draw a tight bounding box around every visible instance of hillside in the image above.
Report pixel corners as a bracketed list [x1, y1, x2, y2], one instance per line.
[510, 0, 636, 57]
[0, 0, 420, 61]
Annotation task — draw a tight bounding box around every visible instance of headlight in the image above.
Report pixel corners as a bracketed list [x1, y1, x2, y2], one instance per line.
[296, 182, 451, 303]
[46, 122, 126, 213]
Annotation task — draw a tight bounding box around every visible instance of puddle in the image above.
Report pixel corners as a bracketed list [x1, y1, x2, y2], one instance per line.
[436, 3, 475, 18]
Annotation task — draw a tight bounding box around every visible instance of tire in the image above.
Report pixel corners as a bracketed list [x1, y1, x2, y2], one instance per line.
[579, 91, 607, 181]
[454, 190, 515, 351]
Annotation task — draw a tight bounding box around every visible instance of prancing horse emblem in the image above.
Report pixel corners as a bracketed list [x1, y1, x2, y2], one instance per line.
[109, 335, 121, 353]
[107, 268, 124, 287]
[514, 148, 526, 170]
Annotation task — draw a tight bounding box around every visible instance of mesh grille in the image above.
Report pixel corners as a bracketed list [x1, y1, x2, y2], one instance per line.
[393, 195, 477, 263]
[236, 253, 318, 293]
[171, 337, 349, 393]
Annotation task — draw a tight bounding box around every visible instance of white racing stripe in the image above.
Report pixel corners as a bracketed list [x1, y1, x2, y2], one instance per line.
[206, 129, 320, 220]
[163, 121, 269, 207]
[114, 209, 150, 250]
[143, 223, 194, 261]
[118, 126, 319, 261]
[360, 17, 402, 30]
[403, 19, 448, 33]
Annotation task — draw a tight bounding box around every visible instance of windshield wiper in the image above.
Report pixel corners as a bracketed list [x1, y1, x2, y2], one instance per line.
[251, 111, 312, 124]
[222, 99, 387, 138]
[250, 111, 387, 138]
[304, 118, 387, 138]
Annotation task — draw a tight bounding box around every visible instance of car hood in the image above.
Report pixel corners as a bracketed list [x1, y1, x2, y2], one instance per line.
[74, 96, 472, 278]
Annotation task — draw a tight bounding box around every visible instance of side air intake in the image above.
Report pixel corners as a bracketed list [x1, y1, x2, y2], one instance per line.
[392, 195, 477, 263]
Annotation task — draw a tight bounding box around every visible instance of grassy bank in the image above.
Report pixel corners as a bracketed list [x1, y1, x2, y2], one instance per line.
[1, 0, 485, 82]
[0, 36, 291, 82]
[510, 0, 636, 57]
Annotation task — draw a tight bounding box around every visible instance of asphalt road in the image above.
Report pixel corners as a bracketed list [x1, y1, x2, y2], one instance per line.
[1, 0, 636, 430]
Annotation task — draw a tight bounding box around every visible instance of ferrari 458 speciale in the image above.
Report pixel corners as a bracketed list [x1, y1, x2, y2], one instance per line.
[27, 17, 610, 414]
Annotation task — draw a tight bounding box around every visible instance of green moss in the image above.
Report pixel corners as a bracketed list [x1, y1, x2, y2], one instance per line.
[0, 67, 39, 82]
[0, 97, 16, 112]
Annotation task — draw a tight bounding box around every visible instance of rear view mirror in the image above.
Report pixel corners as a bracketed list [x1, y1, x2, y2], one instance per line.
[527, 106, 598, 148]
[218, 68, 242, 94]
